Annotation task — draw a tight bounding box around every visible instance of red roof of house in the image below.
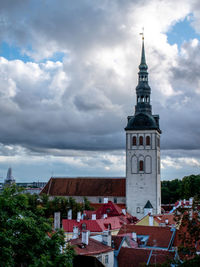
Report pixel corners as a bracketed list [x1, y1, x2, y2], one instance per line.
[118, 247, 150, 267]
[95, 201, 123, 218]
[90, 203, 126, 210]
[117, 247, 174, 267]
[153, 214, 176, 226]
[63, 216, 123, 233]
[70, 237, 113, 256]
[40, 177, 125, 197]
[118, 225, 174, 248]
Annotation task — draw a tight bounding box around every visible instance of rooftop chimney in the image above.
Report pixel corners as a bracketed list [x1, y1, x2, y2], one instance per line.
[73, 226, 79, 239]
[82, 230, 89, 245]
[189, 197, 193, 206]
[68, 209, 72, 220]
[103, 214, 108, 219]
[102, 230, 111, 246]
[54, 212, 60, 230]
[92, 214, 96, 220]
[132, 232, 137, 241]
[165, 219, 169, 225]
[104, 198, 108, 204]
[149, 215, 154, 226]
[77, 212, 81, 222]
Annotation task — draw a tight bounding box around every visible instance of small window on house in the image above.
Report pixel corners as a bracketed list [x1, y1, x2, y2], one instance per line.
[139, 136, 143, 145]
[114, 198, 117, 204]
[132, 136, 137, 146]
[105, 255, 109, 264]
[139, 160, 144, 171]
[137, 207, 140, 213]
[146, 136, 150, 146]
[99, 198, 102, 203]
[82, 223, 87, 230]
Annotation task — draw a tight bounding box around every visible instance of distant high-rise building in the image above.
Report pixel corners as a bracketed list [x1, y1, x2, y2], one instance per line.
[4, 167, 15, 185]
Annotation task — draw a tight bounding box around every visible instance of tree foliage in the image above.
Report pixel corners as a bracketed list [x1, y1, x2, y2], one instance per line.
[0, 185, 75, 267]
[161, 174, 200, 204]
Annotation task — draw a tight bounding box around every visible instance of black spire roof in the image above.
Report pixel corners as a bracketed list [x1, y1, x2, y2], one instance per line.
[125, 38, 161, 133]
[144, 200, 153, 209]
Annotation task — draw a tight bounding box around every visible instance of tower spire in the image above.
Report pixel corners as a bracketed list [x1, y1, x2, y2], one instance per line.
[140, 31, 147, 67]
[135, 36, 151, 114]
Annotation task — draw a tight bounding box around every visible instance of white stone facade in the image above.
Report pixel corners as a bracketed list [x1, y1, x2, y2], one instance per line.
[126, 129, 161, 219]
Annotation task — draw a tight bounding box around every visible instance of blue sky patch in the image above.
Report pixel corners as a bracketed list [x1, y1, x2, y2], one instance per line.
[167, 15, 199, 48]
[0, 42, 65, 63]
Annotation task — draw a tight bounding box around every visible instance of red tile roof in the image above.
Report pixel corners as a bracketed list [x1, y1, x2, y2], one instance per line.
[90, 203, 126, 210]
[118, 225, 174, 248]
[153, 214, 176, 226]
[117, 247, 174, 267]
[112, 235, 124, 250]
[118, 247, 150, 267]
[63, 216, 123, 233]
[95, 201, 123, 218]
[40, 177, 125, 196]
[70, 237, 113, 256]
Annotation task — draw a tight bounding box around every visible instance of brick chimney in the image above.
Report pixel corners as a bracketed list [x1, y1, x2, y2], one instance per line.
[102, 230, 111, 246]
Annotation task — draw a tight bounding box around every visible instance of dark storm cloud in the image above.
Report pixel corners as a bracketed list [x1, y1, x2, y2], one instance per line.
[158, 39, 200, 151]
[0, 0, 200, 157]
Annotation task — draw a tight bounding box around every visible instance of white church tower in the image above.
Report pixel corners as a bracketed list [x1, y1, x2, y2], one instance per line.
[125, 37, 161, 219]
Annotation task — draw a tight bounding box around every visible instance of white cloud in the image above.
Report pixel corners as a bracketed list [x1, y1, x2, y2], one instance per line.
[0, 0, 200, 180]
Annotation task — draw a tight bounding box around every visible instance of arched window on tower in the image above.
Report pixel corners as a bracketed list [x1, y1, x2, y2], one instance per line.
[132, 136, 137, 146]
[139, 136, 143, 146]
[146, 136, 150, 146]
[146, 96, 149, 103]
[141, 96, 144, 102]
[139, 160, 144, 171]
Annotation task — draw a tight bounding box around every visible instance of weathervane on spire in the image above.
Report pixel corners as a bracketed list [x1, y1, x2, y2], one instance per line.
[139, 27, 144, 40]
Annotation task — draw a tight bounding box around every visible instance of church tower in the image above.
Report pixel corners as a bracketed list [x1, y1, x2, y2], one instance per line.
[125, 37, 161, 219]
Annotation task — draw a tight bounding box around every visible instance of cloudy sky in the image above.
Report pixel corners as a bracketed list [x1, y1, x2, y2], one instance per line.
[0, 0, 200, 182]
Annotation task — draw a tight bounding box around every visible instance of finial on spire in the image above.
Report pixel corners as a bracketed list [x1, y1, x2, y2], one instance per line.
[139, 27, 144, 40]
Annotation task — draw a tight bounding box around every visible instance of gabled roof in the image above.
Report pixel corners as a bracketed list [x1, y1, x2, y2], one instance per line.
[70, 237, 113, 256]
[153, 214, 176, 226]
[117, 247, 175, 267]
[118, 225, 174, 248]
[63, 216, 123, 233]
[118, 247, 150, 267]
[95, 201, 123, 218]
[40, 177, 126, 197]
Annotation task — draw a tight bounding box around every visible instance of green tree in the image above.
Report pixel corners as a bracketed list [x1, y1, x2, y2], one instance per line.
[0, 185, 74, 267]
